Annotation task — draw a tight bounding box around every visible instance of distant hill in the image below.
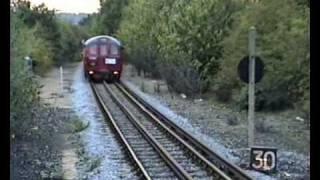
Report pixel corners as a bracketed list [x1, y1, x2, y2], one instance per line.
[56, 13, 89, 25]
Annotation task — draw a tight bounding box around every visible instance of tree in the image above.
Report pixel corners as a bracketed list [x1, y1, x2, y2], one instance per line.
[12, 0, 62, 64]
[96, 0, 128, 35]
[118, 0, 239, 95]
[219, 0, 309, 111]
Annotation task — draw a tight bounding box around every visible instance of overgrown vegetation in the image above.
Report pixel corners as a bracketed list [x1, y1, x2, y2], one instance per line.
[255, 117, 274, 133]
[218, 0, 309, 114]
[82, 0, 309, 114]
[71, 119, 90, 133]
[10, 0, 87, 138]
[79, 0, 128, 36]
[11, 6, 41, 137]
[115, 0, 239, 96]
[58, 21, 87, 63]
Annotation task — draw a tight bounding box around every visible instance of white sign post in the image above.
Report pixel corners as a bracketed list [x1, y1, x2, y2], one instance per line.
[248, 26, 256, 147]
[60, 66, 64, 94]
[243, 27, 277, 173]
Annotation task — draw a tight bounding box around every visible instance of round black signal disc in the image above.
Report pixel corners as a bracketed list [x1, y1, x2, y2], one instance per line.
[238, 56, 264, 83]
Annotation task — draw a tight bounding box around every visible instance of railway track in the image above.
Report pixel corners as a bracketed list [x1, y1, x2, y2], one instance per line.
[90, 81, 252, 180]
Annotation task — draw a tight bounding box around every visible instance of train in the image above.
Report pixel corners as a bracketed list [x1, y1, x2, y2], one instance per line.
[82, 35, 124, 82]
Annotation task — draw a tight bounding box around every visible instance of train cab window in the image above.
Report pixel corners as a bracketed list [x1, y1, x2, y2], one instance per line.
[110, 44, 119, 55]
[88, 44, 98, 56]
[100, 44, 108, 56]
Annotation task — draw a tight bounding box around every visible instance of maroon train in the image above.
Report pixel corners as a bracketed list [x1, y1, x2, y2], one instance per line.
[82, 35, 124, 82]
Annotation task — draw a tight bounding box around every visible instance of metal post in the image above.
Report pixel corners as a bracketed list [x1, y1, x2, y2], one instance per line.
[248, 26, 256, 147]
[60, 66, 64, 94]
[24, 56, 32, 73]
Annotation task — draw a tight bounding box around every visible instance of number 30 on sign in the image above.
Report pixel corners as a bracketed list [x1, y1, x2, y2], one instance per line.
[250, 147, 277, 173]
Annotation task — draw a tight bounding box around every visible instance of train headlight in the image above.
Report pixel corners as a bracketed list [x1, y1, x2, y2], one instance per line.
[113, 71, 119, 75]
[89, 71, 94, 75]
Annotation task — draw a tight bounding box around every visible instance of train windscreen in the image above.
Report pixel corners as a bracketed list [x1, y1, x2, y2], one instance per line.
[88, 44, 98, 56]
[110, 44, 119, 56]
[100, 44, 108, 56]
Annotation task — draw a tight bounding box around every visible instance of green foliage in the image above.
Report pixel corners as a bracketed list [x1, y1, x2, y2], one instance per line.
[158, 0, 238, 77]
[12, 0, 88, 67]
[58, 21, 86, 62]
[72, 119, 90, 133]
[99, 0, 128, 35]
[118, 0, 309, 112]
[11, 14, 53, 75]
[118, 0, 238, 95]
[217, 0, 309, 112]
[10, 14, 41, 137]
[13, 0, 62, 64]
[80, 0, 128, 36]
[10, 1, 89, 138]
[118, 0, 166, 77]
[79, 14, 101, 36]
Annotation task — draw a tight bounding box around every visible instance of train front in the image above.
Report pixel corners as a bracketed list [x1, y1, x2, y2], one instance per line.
[83, 36, 123, 82]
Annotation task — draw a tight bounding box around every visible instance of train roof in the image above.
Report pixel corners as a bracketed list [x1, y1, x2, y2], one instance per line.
[84, 35, 122, 46]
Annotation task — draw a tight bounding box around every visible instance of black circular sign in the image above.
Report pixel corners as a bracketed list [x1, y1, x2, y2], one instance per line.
[238, 56, 264, 83]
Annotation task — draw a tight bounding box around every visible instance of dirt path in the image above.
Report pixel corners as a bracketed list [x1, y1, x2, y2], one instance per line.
[11, 63, 83, 180]
[39, 63, 78, 108]
[38, 63, 80, 179]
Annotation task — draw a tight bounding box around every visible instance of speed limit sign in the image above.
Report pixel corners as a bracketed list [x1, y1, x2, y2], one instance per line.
[250, 146, 277, 173]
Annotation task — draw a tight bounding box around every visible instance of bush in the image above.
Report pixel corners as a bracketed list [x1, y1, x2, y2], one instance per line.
[10, 1, 91, 139]
[10, 3, 53, 138]
[255, 117, 273, 133]
[10, 59, 40, 138]
[226, 114, 239, 126]
[159, 62, 202, 97]
[219, 0, 309, 112]
[58, 21, 86, 63]
[238, 86, 292, 112]
[212, 77, 237, 103]
[214, 86, 233, 103]
[72, 119, 90, 133]
[117, 0, 238, 96]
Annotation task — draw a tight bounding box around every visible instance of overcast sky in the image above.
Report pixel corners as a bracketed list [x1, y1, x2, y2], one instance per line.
[29, 0, 100, 13]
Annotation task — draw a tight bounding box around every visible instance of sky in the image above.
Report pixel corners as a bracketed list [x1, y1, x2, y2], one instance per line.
[29, 0, 100, 13]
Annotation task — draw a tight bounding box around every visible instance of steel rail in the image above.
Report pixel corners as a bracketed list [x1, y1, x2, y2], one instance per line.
[119, 81, 252, 180]
[115, 82, 232, 180]
[90, 83, 152, 180]
[103, 82, 193, 180]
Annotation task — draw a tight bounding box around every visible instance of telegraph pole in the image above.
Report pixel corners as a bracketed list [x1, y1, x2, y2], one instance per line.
[248, 26, 256, 147]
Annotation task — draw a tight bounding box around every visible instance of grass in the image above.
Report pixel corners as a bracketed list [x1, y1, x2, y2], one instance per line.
[226, 114, 239, 126]
[255, 117, 273, 133]
[140, 81, 146, 92]
[71, 119, 90, 133]
[87, 158, 102, 172]
[73, 134, 102, 173]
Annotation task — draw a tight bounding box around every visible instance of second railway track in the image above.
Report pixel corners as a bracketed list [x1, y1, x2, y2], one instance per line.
[90, 81, 252, 180]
